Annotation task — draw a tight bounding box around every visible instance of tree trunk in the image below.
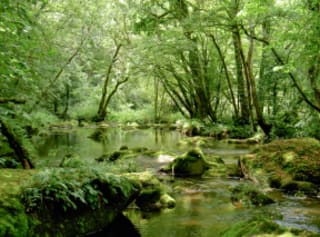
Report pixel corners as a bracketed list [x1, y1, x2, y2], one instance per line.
[154, 77, 160, 122]
[0, 119, 35, 169]
[209, 33, 239, 120]
[61, 82, 70, 120]
[95, 44, 122, 122]
[241, 25, 320, 114]
[232, 28, 250, 125]
[238, 27, 272, 136]
[102, 77, 129, 116]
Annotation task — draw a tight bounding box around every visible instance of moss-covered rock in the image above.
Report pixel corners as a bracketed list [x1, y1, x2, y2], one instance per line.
[96, 146, 156, 163]
[124, 171, 176, 211]
[161, 148, 209, 177]
[0, 168, 141, 237]
[221, 217, 320, 237]
[230, 184, 275, 207]
[221, 217, 285, 237]
[240, 138, 320, 196]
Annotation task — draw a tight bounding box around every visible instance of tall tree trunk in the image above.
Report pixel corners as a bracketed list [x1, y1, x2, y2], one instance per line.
[95, 44, 122, 122]
[238, 27, 272, 136]
[154, 77, 160, 122]
[62, 82, 70, 120]
[232, 28, 250, 125]
[258, 20, 271, 109]
[209, 33, 239, 120]
[102, 76, 129, 117]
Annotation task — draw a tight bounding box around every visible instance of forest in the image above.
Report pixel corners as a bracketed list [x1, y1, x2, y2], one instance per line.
[0, 0, 320, 237]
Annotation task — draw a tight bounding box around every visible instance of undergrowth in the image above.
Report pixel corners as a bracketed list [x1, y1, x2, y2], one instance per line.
[21, 168, 138, 214]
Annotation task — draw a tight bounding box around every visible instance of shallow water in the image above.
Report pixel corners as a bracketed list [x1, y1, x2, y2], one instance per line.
[34, 127, 320, 236]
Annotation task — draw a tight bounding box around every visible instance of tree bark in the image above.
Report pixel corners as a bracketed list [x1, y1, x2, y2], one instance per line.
[209, 33, 239, 119]
[95, 44, 122, 122]
[232, 28, 250, 125]
[238, 27, 272, 136]
[0, 119, 35, 169]
[61, 82, 70, 119]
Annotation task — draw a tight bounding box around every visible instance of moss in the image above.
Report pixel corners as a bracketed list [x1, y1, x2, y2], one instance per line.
[124, 171, 175, 211]
[136, 188, 161, 210]
[166, 148, 209, 177]
[230, 184, 275, 207]
[120, 145, 129, 150]
[96, 147, 156, 163]
[160, 194, 176, 208]
[221, 217, 285, 237]
[241, 138, 320, 196]
[0, 168, 141, 237]
[0, 169, 36, 236]
[96, 150, 129, 162]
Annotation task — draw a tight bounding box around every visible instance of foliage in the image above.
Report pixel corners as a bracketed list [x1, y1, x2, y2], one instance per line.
[1, 0, 320, 143]
[21, 168, 138, 214]
[109, 106, 155, 124]
[0, 199, 30, 237]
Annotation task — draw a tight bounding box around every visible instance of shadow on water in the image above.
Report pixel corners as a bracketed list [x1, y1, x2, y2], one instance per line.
[85, 214, 141, 237]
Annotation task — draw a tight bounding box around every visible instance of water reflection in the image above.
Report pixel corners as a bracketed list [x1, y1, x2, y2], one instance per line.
[86, 214, 141, 237]
[34, 127, 182, 167]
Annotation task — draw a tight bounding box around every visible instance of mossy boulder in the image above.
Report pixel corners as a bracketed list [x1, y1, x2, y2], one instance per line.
[124, 171, 176, 211]
[0, 168, 141, 237]
[240, 138, 320, 196]
[230, 184, 275, 207]
[221, 217, 319, 237]
[96, 146, 155, 162]
[161, 148, 209, 177]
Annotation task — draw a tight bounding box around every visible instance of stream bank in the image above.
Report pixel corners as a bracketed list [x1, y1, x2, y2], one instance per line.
[1, 126, 320, 236]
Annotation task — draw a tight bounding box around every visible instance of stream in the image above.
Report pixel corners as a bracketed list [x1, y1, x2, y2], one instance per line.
[33, 127, 320, 237]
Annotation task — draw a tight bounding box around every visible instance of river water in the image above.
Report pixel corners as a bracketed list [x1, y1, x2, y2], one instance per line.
[33, 127, 320, 237]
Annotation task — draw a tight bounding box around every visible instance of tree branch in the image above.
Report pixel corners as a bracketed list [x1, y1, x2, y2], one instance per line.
[241, 25, 320, 113]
